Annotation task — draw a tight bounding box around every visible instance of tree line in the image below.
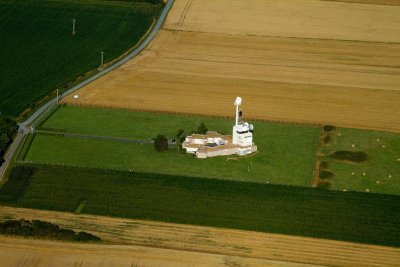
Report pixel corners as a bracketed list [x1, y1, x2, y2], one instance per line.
[0, 115, 16, 165]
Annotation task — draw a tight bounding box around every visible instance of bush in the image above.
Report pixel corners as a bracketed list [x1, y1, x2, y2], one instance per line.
[319, 170, 335, 179]
[319, 161, 329, 170]
[154, 134, 168, 152]
[316, 180, 331, 190]
[329, 151, 368, 163]
[0, 219, 101, 242]
[323, 125, 336, 132]
[323, 134, 333, 144]
[197, 122, 208, 134]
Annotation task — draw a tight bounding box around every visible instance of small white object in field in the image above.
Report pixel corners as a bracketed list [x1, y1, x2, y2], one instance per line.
[73, 95, 79, 99]
[397, 158, 400, 161]
[352, 144, 355, 148]
[389, 174, 392, 178]
[338, 133, 341, 136]
[366, 189, 370, 192]
[377, 138, 380, 142]
[376, 181, 380, 184]
[343, 189, 347, 192]
[362, 172, 366, 176]
[382, 145, 386, 148]
[351, 172, 355, 175]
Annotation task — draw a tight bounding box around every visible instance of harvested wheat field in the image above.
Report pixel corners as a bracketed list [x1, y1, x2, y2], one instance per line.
[64, 0, 400, 132]
[1, 206, 400, 267]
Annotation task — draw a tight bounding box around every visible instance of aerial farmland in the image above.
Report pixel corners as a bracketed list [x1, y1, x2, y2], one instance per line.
[0, 0, 400, 266]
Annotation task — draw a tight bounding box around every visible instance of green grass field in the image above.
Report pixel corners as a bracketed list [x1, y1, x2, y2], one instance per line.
[25, 106, 320, 185]
[1, 164, 399, 247]
[0, 0, 163, 117]
[320, 128, 400, 195]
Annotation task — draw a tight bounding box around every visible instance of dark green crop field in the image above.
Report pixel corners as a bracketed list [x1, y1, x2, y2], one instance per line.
[1, 164, 399, 247]
[0, 0, 163, 117]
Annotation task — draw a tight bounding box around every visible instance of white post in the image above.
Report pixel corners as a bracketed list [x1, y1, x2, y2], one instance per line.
[72, 19, 76, 35]
[235, 103, 239, 126]
[99, 52, 104, 70]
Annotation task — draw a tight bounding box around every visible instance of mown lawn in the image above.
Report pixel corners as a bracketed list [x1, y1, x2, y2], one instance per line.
[320, 128, 400, 195]
[0, 0, 163, 117]
[1, 164, 399, 247]
[28, 106, 320, 186]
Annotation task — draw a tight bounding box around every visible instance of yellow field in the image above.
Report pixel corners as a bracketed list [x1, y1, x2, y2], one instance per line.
[64, 0, 400, 132]
[1, 206, 399, 267]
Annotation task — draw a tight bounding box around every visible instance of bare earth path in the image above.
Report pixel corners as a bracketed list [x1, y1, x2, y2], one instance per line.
[64, 0, 400, 132]
[0, 206, 399, 267]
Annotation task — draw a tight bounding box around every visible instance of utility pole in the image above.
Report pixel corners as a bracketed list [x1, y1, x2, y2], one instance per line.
[72, 19, 76, 35]
[99, 52, 104, 70]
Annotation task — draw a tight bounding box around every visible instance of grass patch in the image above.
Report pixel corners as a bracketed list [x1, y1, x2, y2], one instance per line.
[0, 0, 163, 117]
[319, 170, 335, 179]
[0, 164, 399, 247]
[0, 219, 100, 242]
[28, 107, 320, 186]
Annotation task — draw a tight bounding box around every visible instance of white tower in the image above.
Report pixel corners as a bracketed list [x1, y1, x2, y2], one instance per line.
[232, 96, 253, 148]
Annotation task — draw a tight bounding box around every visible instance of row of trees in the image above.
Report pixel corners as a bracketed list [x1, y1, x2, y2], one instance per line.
[154, 122, 208, 152]
[0, 115, 16, 164]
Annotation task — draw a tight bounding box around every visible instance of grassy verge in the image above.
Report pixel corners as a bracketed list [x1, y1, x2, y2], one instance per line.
[0, 0, 164, 117]
[319, 128, 400, 195]
[1, 164, 399, 247]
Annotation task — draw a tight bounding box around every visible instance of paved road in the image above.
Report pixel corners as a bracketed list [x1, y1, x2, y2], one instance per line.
[0, 0, 175, 182]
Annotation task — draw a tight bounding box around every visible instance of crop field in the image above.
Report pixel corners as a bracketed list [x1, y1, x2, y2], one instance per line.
[0, 0, 163, 117]
[1, 164, 399, 248]
[1, 207, 400, 267]
[63, 0, 400, 132]
[22, 106, 319, 185]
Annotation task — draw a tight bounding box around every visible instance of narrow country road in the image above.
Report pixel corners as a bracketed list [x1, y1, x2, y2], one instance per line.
[0, 0, 175, 182]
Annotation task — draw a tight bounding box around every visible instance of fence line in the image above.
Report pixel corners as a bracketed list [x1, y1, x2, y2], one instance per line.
[14, 160, 274, 185]
[65, 102, 325, 128]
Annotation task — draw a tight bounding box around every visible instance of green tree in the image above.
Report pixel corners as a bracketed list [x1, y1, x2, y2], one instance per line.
[197, 121, 208, 134]
[154, 134, 168, 152]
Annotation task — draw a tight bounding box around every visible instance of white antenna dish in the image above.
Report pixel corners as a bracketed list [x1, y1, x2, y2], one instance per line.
[249, 124, 254, 131]
[235, 96, 242, 105]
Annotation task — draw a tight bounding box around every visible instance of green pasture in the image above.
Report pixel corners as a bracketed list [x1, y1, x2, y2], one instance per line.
[0, 0, 163, 117]
[1, 164, 399, 247]
[320, 128, 400, 195]
[26, 106, 320, 185]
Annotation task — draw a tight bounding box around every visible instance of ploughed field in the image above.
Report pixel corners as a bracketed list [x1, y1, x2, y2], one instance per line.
[0, 0, 163, 117]
[64, 0, 400, 132]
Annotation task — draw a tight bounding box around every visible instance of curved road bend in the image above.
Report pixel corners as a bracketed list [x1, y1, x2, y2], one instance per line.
[0, 0, 175, 182]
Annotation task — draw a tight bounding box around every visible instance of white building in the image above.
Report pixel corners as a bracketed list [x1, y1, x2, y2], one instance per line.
[182, 97, 257, 159]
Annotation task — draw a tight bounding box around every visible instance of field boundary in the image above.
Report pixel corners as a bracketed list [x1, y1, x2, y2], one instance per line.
[65, 102, 323, 128]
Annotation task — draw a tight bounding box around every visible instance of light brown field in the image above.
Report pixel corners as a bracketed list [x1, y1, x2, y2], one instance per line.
[64, 0, 400, 132]
[1, 206, 400, 267]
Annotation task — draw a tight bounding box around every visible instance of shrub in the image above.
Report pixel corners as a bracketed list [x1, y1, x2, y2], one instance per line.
[323, 125, 336, 132]
[319, 161, 329, 170]
[197, 122, 208, 134]
[0, 219, 101, 242]
[316, 180, 331, 190]
[319, 170, 335, 179]
[154, 134, 168, 152]
[330, 151, 368, 163]
[323, 134, 333, 144]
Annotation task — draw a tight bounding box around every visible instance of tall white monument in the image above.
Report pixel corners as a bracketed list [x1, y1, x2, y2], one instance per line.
[232, 96, 254, 148]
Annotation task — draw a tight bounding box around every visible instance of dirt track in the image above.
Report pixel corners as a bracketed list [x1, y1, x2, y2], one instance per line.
[64, 0, 400, 132]
[1, 206, 399, 267]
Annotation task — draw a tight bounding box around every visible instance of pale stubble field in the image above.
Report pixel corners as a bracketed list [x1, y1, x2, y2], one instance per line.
[64, 0, 400, 132]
